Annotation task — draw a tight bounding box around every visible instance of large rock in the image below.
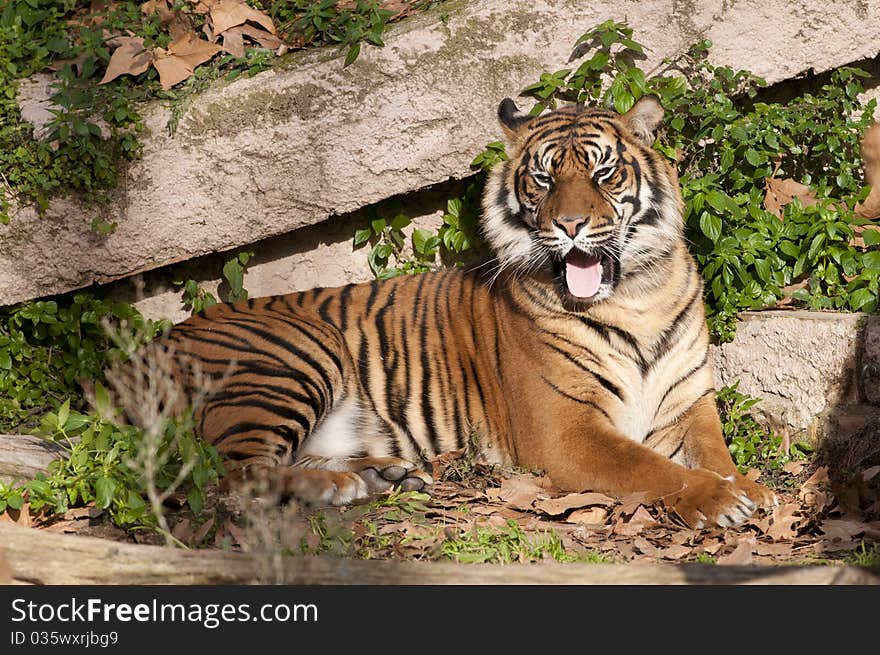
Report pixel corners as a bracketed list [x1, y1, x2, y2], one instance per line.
[3, 0, 880, 306]
[711, 310, 880, 440]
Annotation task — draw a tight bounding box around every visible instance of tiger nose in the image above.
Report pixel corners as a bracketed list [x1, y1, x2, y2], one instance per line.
[553, 216, 587, 238]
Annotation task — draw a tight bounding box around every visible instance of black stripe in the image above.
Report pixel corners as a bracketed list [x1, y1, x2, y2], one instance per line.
[541, 376, 611, 420]
[418, 278, 442, 456]
[338, 284, 354, 330]
[657, 351, 710, 411]
[542, 340, 623, 401]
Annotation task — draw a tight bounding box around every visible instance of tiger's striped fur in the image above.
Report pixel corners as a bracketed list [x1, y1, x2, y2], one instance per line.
[110, 96, 775, 527]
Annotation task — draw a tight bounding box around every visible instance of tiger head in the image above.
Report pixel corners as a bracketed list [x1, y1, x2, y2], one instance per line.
[482, 95, 683, 307]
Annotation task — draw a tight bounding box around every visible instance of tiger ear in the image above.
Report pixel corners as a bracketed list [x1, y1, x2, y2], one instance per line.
[622, 94, 665, 145]
[497, 98, 530, 139]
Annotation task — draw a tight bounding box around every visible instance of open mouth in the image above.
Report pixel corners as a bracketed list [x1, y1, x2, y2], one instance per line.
[557, 247, 618, 300]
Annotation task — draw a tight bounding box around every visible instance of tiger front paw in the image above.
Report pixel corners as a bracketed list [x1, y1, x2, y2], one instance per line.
[664, 468, 773, 529]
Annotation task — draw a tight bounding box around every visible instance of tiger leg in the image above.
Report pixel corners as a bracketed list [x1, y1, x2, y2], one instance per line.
[668, 393, 777, 517]
[542, 406, 768, 529]
[292, 396, 433, 503]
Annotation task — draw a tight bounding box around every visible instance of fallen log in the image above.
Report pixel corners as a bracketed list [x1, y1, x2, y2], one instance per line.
[1, 523, 876, 585]
[0, 434, 67, 484]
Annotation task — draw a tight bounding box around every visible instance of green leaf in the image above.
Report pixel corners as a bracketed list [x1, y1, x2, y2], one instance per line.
[57, 398, 70, 429]
[863, 230, 880, 246]
[390, 213, 411, 231]
[187, 486, 204, 515]
[412, 228, 436, 255]
[849, 287, 875, 311]
[370, 218, 386, 234]
[699, 212, 722, 242]
[343, 42, 360, 66]
[744, 149, 765, 166]
[863, 251, 880, 270]
[94, 476, 116, 510]
[353, 227, 372, 246]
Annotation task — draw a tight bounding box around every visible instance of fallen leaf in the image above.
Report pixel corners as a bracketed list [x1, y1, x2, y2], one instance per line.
[210, 0, 276, 36]
[856, 123, 880, 219]
[799, 465, 830, 510]
[223, 519, 249, 551]
[533, 492, 614, 517]
[612, 508, 656, 537]
[632, 536, 658, 556]
[491, 473, 550, 511]
[565, 507, 609, 525]
[819, 518, 869, 542]
[862, 465, 880, 482]
[629, 505, 658, 527]
[717, 537, 756, 565]
[618, 492, 653, 516]
[764, 177, 818, 218]
[755, 541, 793, 558]
[172, 518, 193, 544]
[224, 24, 285, 51]
[141, 0, 174, 22]
[191, 517, 215, 546]
[152, 33, 222, 89]
[702, 539, 725, 555]
[765, 503, 801, 541]
[100, 36, 153, 84]
[782, 460, 806, 476]
[745, 468, 762, 482]
[658, 543, 691, 560]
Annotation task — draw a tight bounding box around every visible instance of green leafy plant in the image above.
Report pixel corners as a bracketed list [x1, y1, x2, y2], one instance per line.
[354, 205, 439, 279]
[222, 250, 255, 303]
[440, 518, 597, 564]
[0, 400, 224, 533]
[717, 382, 810, 475]
[0, 293, 168, 433]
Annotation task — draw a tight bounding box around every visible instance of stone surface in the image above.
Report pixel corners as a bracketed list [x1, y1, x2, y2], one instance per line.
[711, 310, 880, 439]
[3, 0, 880, 306]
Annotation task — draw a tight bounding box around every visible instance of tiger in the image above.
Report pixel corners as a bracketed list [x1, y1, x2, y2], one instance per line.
[107, 95, 777, 529]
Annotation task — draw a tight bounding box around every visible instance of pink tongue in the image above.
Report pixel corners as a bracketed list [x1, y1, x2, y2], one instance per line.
[565, 252, 603, 298]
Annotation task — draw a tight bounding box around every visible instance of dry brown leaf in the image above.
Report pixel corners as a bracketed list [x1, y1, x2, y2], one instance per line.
[819, 518, 869, 542]
[717, 537, 756, 565]
[611, 517, 647, 537]
[224, 24, 284, 51]
[755, 541, 793, 557]
[765, 503, 801, 541]
[100, 36, 153, 85]
[172, 518, 193, 544]
[210, 0, 276, 36]
[565, 507, 609, 524]
[856, 123, 880, 219]
[191, 517, 215, 546]
[533, 492, 614, 517]
[223, 519, 249, 551]
[152, 33, 222, 89]
[799, 465, 830, 510]
[632, 537, 658, 556]
[782, 460, 806, 476]
[745, 468, 762, 482]
[862, 465, 880, 482]
[491, 473, 551, 511]
[168, 32, 223, 68]
[141, 0, 174, 22]
[701, 539, 725, 555]
[764, 177, 818, 218]
[629, 505, 658, 527]
[658, 543, 691, 560]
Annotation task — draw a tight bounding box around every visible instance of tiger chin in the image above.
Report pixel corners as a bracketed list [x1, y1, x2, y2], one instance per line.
[105, 95, 776, 529]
